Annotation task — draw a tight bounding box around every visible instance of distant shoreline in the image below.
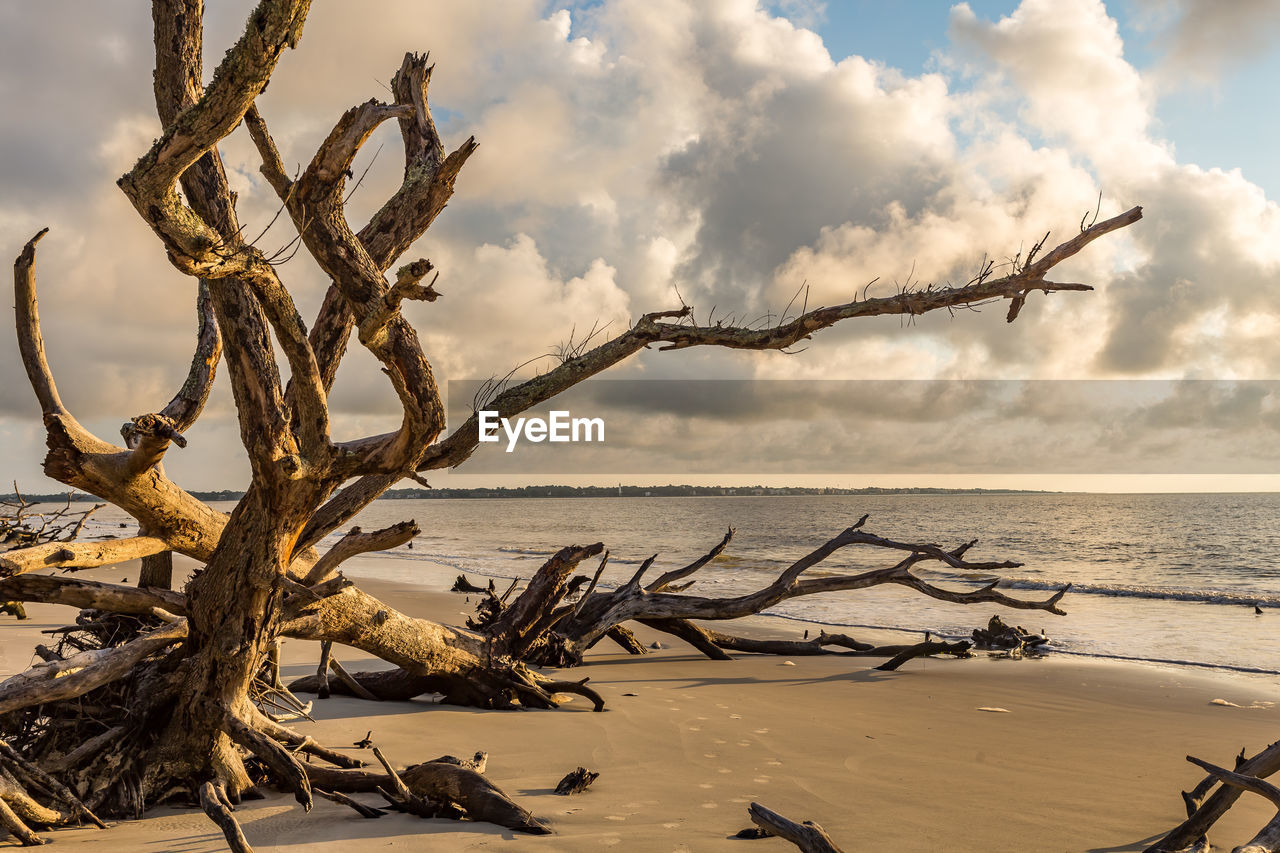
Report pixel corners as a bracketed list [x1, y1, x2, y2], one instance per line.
[6, 485, 1057, 503]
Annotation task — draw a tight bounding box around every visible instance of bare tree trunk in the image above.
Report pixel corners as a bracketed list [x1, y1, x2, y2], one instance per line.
[138, 552, 174, 589]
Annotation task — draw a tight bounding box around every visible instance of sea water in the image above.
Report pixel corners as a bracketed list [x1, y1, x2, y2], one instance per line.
[75, 493, 1280, 678]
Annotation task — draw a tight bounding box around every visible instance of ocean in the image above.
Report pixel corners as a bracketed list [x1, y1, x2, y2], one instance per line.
[76, 493, 1280, 678]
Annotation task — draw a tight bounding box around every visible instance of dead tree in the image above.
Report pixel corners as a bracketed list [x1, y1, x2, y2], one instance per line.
[0, 0, 1139, 847]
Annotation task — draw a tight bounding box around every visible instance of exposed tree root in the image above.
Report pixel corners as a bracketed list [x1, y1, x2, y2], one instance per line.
[199, 782, 253, 853]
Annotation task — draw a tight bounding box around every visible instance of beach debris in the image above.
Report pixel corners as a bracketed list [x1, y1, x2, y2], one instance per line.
[782, 660, 796, 666]
[742, 803, 847, 852]
[450, 574, 491, 594]
[353, 731, 374, 749]
[554, 767, 600, 795]
[650, 641, 663, 649]
[1209, 698, 1274, 709]
[429, 751, 488, 774]
[970, 615, 1050, 656]
[976, 707, 1011, 713]
[1255, 604, 1264, 614]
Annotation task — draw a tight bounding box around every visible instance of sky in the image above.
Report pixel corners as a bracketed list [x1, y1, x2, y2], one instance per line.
[4, 0, 1280, 493]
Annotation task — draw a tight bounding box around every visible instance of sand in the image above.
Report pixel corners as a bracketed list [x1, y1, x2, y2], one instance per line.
[3, 568, 1279, 852]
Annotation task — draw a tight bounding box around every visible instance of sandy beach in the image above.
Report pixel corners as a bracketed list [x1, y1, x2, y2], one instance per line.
[1, 564, 1277, 852]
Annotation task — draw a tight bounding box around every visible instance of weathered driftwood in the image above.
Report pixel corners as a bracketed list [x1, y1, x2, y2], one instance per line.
[1150, 740, 1280, 852]
[1184, 756, 1280, 853]
[554, 767, 599, 795]
[470, 521, 1067, 669]
[0, 621, 187, 715]
[745, 802, 846, 853]
[0, 536, 169, 579]
[1, 487, 104, 553]
[450, 574, 492, 594]
[971, 614, 1050, 652]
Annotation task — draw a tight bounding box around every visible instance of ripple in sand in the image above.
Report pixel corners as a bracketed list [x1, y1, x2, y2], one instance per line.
[605, 815, 626, 821]
[718, 768, 733, 774]
[699, 782, 714, 789]
[703, 752, 718, 758]
[766, 760, 783, 766]
[701, 802, 719, 809]
[737, 741, 751, 747]
[714, 739, 727, 744]
[688, 726, 701, 731]
[754, 728, 769, 734]
[753, 777, 771, 784]
[729, 714, 742, 719]
[663, 822, 681, 829]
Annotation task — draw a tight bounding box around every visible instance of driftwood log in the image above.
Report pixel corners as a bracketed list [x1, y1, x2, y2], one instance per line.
[743, 803, 847, 853]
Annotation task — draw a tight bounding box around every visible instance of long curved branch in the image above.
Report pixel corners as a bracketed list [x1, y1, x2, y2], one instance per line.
[13, 229, 65, 419]
[159, 280, 222, 433]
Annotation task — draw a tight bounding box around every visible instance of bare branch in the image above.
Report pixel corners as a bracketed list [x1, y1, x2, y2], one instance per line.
[119, 0, 310, 275]
[0, 535, 170, 578]
[243, 106, 292, 197]
[0, 575, 187, 615]
[647, 527, 734, 592]
[0, 620, 187, 715]
[160, 280, 223, 432]
[303, 521, 419, 586]
[13, 228, 65, 417]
